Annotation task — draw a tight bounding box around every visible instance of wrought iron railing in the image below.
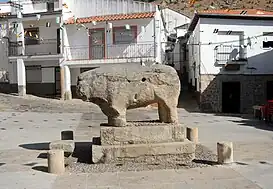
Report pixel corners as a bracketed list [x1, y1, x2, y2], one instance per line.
[64, 43, 155, 61]
[8, 39, 60, 56]
[214, 45, 247, 64]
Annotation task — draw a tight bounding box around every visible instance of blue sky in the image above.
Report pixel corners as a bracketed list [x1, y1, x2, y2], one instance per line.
[0, 0, 8, 2]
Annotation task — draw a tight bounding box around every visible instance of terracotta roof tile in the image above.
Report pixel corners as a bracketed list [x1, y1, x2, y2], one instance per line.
[198, 9, 273, 16]
[65, 12, 155, 24]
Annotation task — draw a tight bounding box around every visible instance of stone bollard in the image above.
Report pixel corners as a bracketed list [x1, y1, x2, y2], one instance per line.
[48, 150, 65, 174]
[217, 142, 233, 164]
[61, 130, 74, 140]
[186, 127, 198, 143]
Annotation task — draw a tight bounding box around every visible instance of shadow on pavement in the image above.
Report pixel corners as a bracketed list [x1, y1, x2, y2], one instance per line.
[192, 159, 219, 166]
[32, 166, 48, 173]
[178, 91, 200, 113]
[37, 153, 48, 159]
[0, 163, 6, 166]
[230, 119, 273, 132]
[23, 162, 38, 166]
[72, 142, 93, 164]
[19, 143, 50, 150]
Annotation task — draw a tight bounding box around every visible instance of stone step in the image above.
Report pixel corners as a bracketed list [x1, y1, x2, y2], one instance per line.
[92, 140, 195, 164]
[100, 123, 186, 145]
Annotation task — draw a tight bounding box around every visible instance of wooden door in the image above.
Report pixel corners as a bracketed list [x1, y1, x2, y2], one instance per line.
[89, 29, 105, 59]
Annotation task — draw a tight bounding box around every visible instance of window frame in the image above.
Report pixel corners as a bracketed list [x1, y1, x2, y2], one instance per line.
[24, 27, 40, 46]
[112, 26, 137, 45]
[262, 32, 273, 49]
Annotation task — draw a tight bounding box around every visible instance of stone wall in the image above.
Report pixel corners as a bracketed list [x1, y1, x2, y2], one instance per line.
[200, 74, 273, 113]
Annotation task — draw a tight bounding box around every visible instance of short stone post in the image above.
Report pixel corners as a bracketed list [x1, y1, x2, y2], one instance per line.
[217, 142, 233, 164]
[187, 127, 198, 143]
[48, 150, 65, 174]
[61, 130, 74, 140]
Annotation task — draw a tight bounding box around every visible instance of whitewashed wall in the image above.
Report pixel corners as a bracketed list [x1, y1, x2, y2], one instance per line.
[161, 8, 190, 35]
[63, 18, 156, 60]
[199, 17, 273, 75]
[10, 0, 61, 14]
[63, 0, 155, 18]
[0, 20, 9, 82]
[19, 18, 59, 55]
[162, 8, 190, 70]
[188, 20, 200, 89]
[0, 3, 12, 13]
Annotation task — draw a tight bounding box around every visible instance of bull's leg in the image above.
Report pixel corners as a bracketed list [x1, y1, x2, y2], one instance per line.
[108, 111, 126, 127]
[108, 98, 127, 126]
[158, 102, 168, 122]
[158, 99, 178, 123]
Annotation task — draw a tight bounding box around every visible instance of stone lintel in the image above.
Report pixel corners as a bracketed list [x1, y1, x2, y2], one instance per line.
[100, 123, 186, 145]
[92, 140, 195, 164]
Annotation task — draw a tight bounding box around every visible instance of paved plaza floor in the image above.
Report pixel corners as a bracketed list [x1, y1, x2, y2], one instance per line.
[0, 94, 273, 189]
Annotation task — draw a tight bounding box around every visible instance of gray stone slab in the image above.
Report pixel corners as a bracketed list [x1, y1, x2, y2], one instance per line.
[92, 140, 195, 164]
[100, 123, 186, 145]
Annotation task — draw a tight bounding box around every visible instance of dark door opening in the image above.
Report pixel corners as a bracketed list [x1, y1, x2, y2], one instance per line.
[222, 82, 241, 113]
[57, 28, 61, 54]
[266, 81, 273, 100]
[55, 67, 61, 96]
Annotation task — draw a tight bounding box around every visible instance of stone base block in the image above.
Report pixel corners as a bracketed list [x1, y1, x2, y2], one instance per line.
[92, 140, 195, 164]
[100, 123, 185, 145]
[49, 140, 75, 157]
[63, 91, 72, 100]
[18, 85, 26, 96]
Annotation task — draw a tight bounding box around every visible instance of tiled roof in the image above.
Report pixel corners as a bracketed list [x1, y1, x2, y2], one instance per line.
[198, 9, 273, 16]
[65, 12, 155, 24]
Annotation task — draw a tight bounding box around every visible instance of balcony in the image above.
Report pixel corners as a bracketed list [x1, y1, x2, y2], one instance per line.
[214, 45, 247, 65]
[10, 0, 61, 15]
[8, 39, 60, 57]
[64, 43, 155, 63]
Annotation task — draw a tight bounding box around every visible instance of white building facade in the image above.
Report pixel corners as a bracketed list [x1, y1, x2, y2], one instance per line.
[0, 0, 190, 99]
[184, 9, 273, 113]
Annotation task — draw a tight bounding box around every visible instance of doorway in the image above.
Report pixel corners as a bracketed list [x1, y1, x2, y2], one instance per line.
[89, 29, 105, 59]
[266, 81, 273, 100]
[55, 67, 61, 96]
[222, 82, 241, 113]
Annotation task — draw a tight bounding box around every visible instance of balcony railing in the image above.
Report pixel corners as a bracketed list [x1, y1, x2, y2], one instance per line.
[8, 39, 60, 56]
[214, 45, 247, 64]
[64, 43, 155, 61]
[10, 0, 61, 14]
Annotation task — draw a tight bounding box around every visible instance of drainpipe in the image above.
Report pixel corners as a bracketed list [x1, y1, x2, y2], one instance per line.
[153, 17, 156, 62]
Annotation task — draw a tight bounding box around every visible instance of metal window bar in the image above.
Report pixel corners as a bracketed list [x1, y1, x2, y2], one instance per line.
[214, 45, 247, 64]
[8, 39, 60, 56]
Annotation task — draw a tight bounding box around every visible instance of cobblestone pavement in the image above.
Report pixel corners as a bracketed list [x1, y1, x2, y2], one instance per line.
[0, 94, 273, 188]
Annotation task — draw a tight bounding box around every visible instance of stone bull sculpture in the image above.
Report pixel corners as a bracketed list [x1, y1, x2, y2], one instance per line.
[76, 63, 181, 127]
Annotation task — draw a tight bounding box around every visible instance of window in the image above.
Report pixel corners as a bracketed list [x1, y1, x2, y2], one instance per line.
[24, 28, 39, 45]
[263, 32, 273, 49]
[113, 26, 137, 44]
[47, 2, 54, 12]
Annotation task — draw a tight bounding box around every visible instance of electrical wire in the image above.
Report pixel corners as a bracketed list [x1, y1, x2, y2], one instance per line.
[187, 32, 273, 46]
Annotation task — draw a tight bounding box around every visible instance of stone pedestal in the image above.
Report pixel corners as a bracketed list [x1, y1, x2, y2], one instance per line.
[217, 142, 233, 164]
[187, 127, 198, 143]
[48, 150, 65, 174]
[92, 122, 196, 164]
